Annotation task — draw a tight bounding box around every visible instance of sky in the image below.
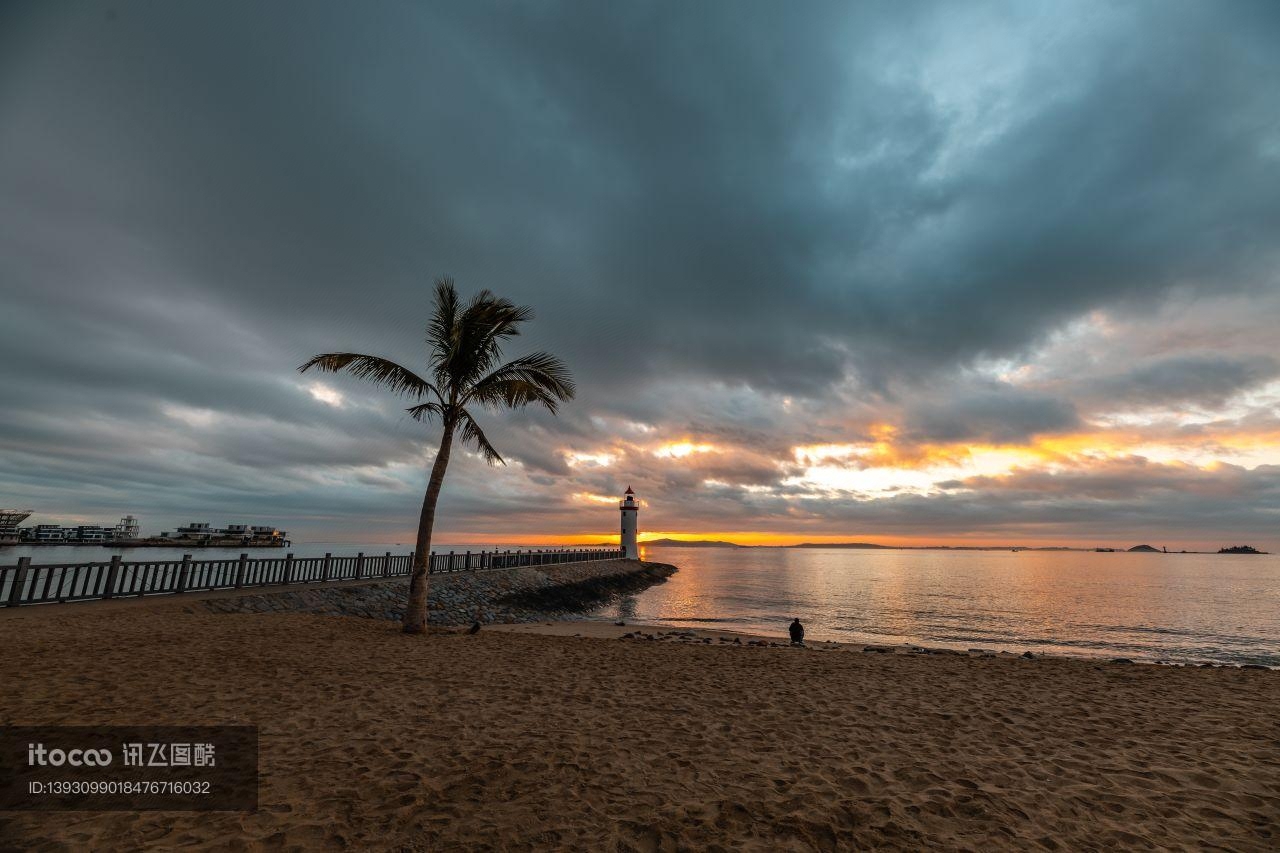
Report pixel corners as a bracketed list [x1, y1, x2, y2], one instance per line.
[2, 1, 1279, 550]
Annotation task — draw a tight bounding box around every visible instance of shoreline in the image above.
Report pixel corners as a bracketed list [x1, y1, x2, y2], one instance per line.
[493, 618, 1277, 670]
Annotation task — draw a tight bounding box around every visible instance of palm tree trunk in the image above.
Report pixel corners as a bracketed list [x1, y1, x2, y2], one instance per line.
[402, 420, 456, 634]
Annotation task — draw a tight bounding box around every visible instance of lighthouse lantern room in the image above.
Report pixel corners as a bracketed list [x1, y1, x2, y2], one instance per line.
[620, 486, 640, 559]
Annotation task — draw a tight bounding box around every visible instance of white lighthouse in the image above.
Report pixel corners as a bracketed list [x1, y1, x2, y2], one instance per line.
[620, 485, 640, 559]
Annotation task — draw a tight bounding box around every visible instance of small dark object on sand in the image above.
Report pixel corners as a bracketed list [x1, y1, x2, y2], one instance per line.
[1021, 651, 1035, 659]
[614, 621, 626, 626]
[789, 618, 805, 646]
[1111, 658, 1134, 664]
[467, 622, 481, 635]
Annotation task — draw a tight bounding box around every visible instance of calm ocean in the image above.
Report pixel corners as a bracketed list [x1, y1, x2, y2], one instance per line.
[8, 542, 1278, 666]
[599, 545, 1280, 666]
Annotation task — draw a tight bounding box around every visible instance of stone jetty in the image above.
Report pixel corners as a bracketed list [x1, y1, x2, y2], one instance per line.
[194, 558, 677, 625]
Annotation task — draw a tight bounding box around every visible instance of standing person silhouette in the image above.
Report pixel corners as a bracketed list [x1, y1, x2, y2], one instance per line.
[789, 618, 805, 646]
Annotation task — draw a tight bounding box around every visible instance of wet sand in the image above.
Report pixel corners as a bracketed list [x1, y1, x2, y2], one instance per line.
[2, 606, 1278, 850]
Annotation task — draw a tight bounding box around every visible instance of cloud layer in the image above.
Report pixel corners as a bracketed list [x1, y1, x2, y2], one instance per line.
[2, 1, 1279, 548]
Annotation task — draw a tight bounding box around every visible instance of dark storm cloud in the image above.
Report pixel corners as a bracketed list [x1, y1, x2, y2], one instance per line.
[901, 384, 1081, 444]
[2, 0, 1279, 542]
[1089, 354, 1280, 408]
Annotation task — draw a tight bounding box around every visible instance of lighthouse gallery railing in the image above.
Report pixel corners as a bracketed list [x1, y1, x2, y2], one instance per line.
[0, 547, 625, 607]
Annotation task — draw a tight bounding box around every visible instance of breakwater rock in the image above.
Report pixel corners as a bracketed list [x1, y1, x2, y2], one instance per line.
[195, 559, 677, 626]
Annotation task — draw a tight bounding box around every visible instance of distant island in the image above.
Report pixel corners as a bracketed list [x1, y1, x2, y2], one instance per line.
[1218, 545, 1267, 554]
[791, 542, 894, 550]
[1128, 544, 1162, 553]
[640, 538, 747, 548]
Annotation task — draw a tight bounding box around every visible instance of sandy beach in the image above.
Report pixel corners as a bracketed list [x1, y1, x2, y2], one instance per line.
[2, 605, 1278, 851]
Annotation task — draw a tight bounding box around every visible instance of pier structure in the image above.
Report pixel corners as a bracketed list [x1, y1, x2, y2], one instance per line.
[0, 546, 624, 607]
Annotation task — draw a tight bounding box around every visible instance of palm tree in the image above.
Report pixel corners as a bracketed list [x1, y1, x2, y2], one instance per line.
[299, 278, 575, 634]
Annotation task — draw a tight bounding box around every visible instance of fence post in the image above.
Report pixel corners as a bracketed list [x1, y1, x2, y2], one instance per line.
[356, 552, 365, 579]
[282, 553, 294, 585]
[6, 557, 30, 607]
[465, 550, 472, 571]
[177, 554, 192, 593]
[320, 552, 331, 582]
[235, 553, 248, 588]
[102, 555, 121, 600]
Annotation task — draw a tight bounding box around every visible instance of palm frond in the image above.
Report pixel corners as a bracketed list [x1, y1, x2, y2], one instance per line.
[465, 351, 577, 412]
[425, 277, 460, 358]
[456, 408, 505, 465]
[298, 353, 437, 398]
[433, 287, 538, 391]
[406, 401, 445, 423]
[309, 281, 573, 458]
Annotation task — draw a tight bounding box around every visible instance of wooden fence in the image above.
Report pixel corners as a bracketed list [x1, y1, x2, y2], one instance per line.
[0, 547, 625, 608]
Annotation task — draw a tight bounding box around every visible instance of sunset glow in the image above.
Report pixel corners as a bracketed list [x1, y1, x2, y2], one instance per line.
[653, 441, 718, 459]
[4, 2, 1278, 553]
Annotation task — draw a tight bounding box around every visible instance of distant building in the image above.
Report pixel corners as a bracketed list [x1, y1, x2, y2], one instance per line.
[115, 515, 141, 539]
[175, 522, 215, 539]
[166, 522, 288, 543]
[72, 525, 114, 542]
[0, 509, 33, 545]
[11, 514, 141, 544]
[12, 515, 286, 545]
[250, 525, 286, 542]
[31, 524, 68, 542]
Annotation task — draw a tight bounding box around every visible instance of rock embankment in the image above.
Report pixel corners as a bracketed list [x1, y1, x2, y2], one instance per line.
[195, 559, 677, 625]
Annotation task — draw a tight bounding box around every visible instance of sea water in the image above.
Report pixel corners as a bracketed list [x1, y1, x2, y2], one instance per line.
[603, 546, 1280, 666]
